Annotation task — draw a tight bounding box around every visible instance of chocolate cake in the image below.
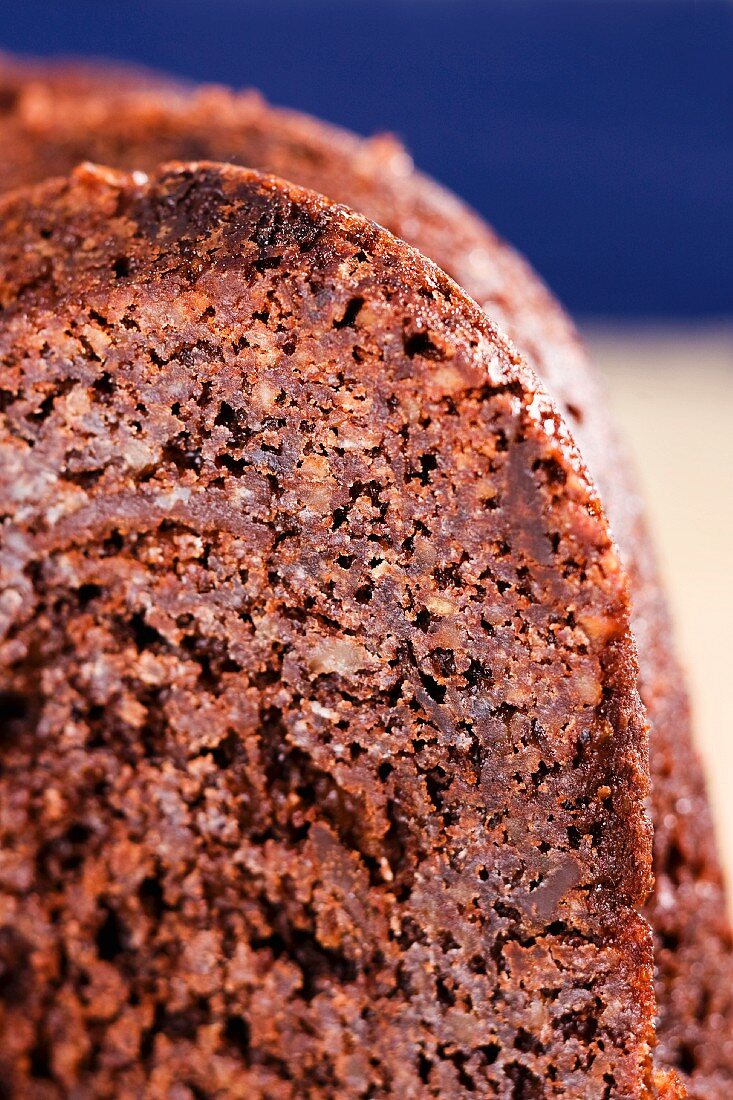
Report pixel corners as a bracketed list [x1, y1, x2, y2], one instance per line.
[0, 74, 728, 1095]
[0, 161, 681, 1097]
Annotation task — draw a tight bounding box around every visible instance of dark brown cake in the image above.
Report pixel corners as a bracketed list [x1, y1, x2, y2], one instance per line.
[0, 161, 675, 1097]
[0, 76, 728, 1096]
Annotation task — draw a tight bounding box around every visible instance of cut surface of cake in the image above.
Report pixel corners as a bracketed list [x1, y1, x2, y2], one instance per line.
[0, 162, 667, 1097]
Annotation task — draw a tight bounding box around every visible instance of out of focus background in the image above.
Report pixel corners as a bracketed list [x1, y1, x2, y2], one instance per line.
[2, 0, 732, 880]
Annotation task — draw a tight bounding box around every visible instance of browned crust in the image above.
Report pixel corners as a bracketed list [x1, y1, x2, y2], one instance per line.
[0, 49, 187, 105]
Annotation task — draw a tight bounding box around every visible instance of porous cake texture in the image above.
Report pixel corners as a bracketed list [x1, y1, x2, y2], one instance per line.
[0, 163, 667, 1097]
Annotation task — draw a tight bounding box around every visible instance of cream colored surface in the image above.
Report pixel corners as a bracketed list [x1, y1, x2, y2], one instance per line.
[582, 325, 733, 891]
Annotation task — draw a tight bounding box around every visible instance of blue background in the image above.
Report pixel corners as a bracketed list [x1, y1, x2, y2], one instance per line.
[2, 0, 731, 319]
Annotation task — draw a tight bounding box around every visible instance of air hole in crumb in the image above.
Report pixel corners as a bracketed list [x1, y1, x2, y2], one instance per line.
[417, 452, 438, 485]
[0, 691, 29, 728]
[436, 975, 456, 1006]
[163, 441, 203, 473]
[215, 453, 249, 477]
[139, 874, 166, 921]
[659, 930, 679, 953]
[92, 372, 115, 398]
[96, 906, 125, 961]
[403, 330, 444, 360]
[470, 954, 487, 975]
[663, 838, 686, 886]
[209, 730, 241, 769]
[677, 1043, 697, 1075]
[224, 1015, 251, 1058]
[65, 823, 90, 845]
[354, 584, 373, 604]
[506, 1061, 543, 1098]
[419, 672, 446, 704]
[415, 608, 431, 632]
[130, 612, 165, 651]
[417, 1052, 432, 1083]
[333, 296, 364, 330]
[482, 1042, 501, 1065]
[331, 507, 348, 531]
[77, 583, 102, 607]
[29, 1037, 52, 1080]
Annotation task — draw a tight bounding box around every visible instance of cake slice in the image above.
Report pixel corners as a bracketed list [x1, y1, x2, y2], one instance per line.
[0, 76, 723, 1094]
[0, 162, 674, 1097]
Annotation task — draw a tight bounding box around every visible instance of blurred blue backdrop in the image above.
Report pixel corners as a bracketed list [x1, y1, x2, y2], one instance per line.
[2, 0, 731, 320]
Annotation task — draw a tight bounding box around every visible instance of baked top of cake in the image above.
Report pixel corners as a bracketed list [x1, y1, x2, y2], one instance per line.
[0, 74, 728, 1093]
[0, 161, 667, 1097]
[0, 49, 186, 106]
